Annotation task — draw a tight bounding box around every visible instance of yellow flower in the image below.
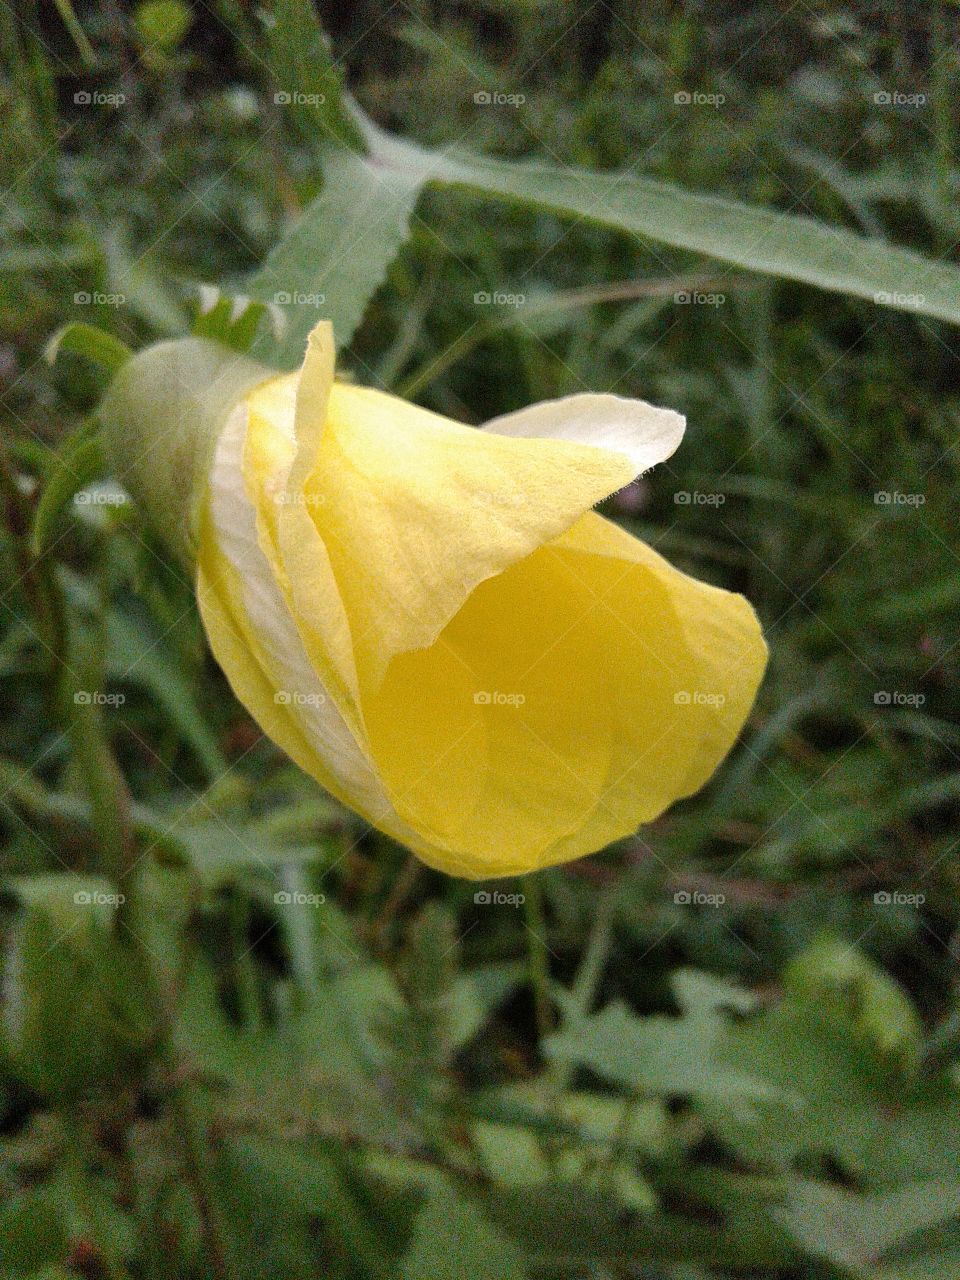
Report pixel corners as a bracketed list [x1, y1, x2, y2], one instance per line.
[105, 321, 766, 879]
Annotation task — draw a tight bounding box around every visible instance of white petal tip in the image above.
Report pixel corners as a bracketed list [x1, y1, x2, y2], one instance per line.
[483, 392, 685, 477]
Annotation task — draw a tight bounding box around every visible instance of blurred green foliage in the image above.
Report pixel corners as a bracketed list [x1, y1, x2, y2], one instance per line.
[1, 2, 958, 1277]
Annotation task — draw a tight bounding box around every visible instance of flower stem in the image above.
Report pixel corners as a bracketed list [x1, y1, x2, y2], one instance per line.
[523, 875, 554, 1043]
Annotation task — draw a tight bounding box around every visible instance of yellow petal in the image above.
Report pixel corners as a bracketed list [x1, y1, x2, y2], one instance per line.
[198, 326, 766, 879]
[355, 512, 766, 877]
[295, 379, 640, 689]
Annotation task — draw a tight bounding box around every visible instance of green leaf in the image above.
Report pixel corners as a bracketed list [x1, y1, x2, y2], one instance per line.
[262, 0, 365, 152]
[133, 0, 192, 50]
[217, 1135, 391, 1280]
[785, 934, 924, 1074]
[0, 898, 154, 1100]
[248, 105, 960, 372]
[44, 322, 132, 377]
[546, 969, 772, 1103]
[708, 950, 960, 1184]
[430, 136, 960, 328]
[774, 1178, 960, 1273]
[158, 818, 326, 880]
[97, 337, 270, 565]
[401, 1180, 528, 1280]
[104, 609, 227, 780]
[31, 419, 106, 557]
[192, 285, 284, 355]
[246, 133, 439, 365]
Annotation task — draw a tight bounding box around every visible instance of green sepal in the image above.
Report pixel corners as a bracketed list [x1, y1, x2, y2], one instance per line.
[97, 338, 275, 568]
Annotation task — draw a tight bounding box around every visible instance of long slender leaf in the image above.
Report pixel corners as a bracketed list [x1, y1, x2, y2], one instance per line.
[432, 145, 960, 327]
[248, 114, 960, 370]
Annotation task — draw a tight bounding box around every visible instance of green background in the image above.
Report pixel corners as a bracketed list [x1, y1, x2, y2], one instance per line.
[0, 2, 958, 1277]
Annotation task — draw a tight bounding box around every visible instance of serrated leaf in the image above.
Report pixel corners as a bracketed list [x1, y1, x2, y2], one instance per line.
[262, 0, 365, 152]
[707, 952, 960, 1184]
[246, 134, 440, 364]
[546, 973, 774, 1104]
[248, 102, 960, 374]
[192, 285, 284, 354]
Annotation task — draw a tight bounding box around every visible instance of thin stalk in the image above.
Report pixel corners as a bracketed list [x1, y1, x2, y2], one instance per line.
[548, 885, 615, 1095]
[53, 0, 97, 66]
[523, 875, 554, 1043]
